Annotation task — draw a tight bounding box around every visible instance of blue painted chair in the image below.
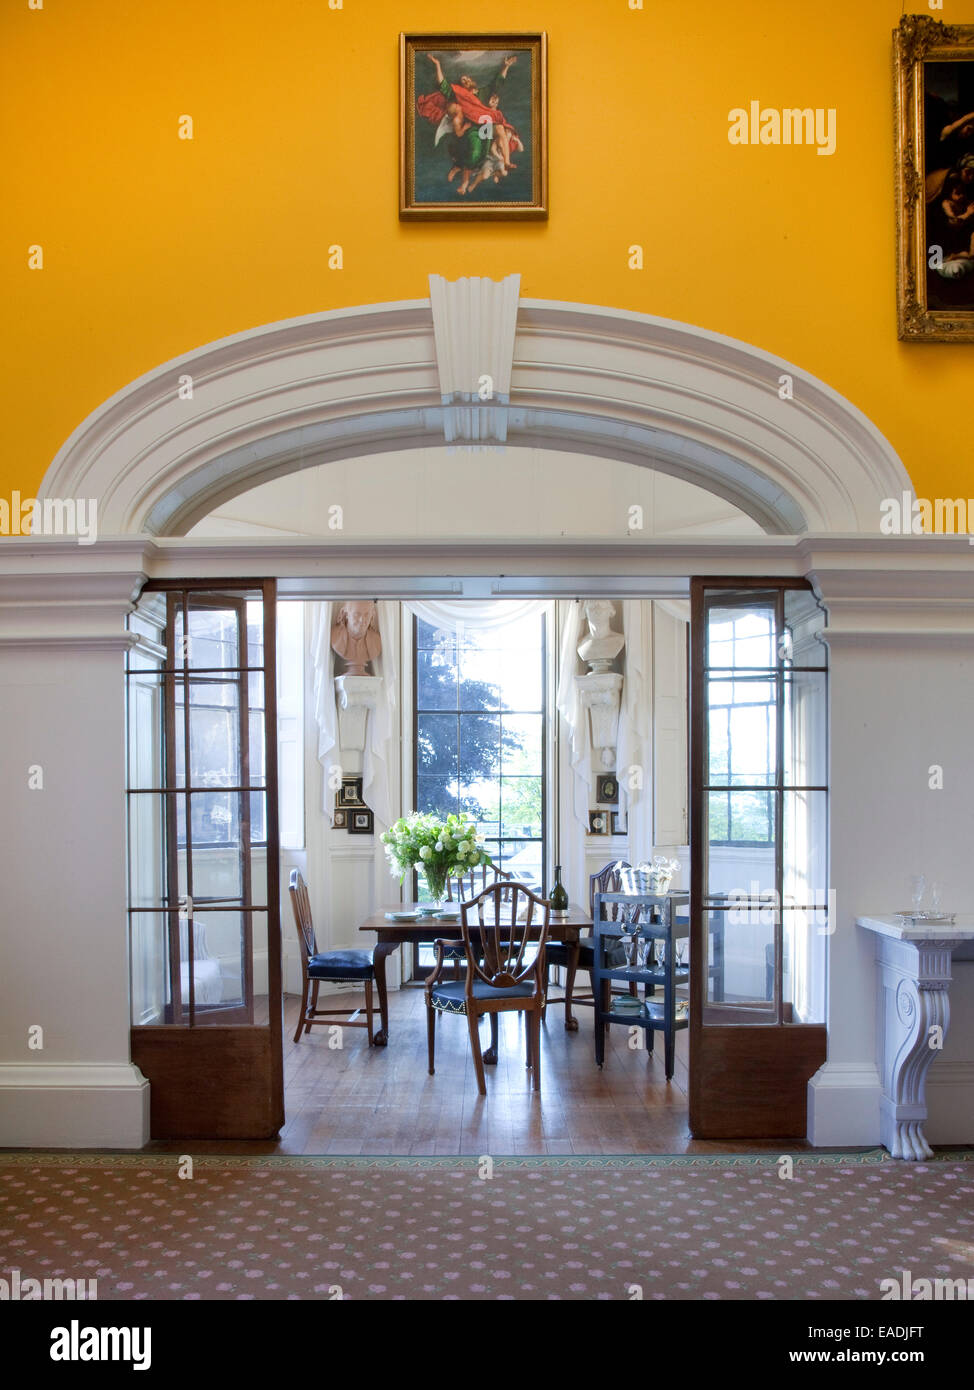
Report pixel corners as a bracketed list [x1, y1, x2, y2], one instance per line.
[289, 869, 376, 1046]
[543, 860, 633, 1026]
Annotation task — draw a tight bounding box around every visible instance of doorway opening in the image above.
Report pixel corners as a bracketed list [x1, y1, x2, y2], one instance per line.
[125, 573, 828, 1153]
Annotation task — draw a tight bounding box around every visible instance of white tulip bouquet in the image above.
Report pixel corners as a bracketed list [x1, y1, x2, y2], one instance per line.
[381, 811, 492, 905]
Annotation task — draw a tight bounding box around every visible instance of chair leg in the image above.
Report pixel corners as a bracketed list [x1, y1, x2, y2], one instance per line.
[531, 1008, 542, 1091]
[306, 980, 320, 1033]
[485, 1012, 498, 1065]
[294, 975, 310, 1043]
[467, 1009, 487, 1096]
[426, 999, 437, 1075]
[364, 979, 374, 1045]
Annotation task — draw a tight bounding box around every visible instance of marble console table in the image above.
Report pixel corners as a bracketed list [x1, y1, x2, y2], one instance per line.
[858, 915, 974, 1160]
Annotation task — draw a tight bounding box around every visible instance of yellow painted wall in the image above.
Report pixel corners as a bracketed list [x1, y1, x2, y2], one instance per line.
[2, 0, 972, 513]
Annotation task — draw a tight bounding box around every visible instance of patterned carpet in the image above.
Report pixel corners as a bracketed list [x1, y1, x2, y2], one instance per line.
[1, 1151, 973, 1301]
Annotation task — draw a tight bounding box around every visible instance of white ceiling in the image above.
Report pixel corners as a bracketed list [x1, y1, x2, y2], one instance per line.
[188, 447, 764, 541]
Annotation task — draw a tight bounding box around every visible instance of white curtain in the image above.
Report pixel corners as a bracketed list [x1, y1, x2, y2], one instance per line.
[555, 600, 591, 909]
[616, 600, 654, 864]
[311, 600, 400, 832]
[362, 599, 399, 834]
[402, 598, 545, 633]
[310, 601, 337, 818]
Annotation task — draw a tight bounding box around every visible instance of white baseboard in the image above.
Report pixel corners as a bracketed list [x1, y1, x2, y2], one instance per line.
[0, 1064, 149, 1149]
[807, 1062, 882, 1147]
[925, 1061, 974, 1144]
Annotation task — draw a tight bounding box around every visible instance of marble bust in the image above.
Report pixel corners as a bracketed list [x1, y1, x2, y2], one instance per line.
[577, 599, 625, 674]
[331, 600, 382, 676]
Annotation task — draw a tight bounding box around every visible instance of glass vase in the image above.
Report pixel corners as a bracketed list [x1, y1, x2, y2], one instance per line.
[421, 862, 449, 916]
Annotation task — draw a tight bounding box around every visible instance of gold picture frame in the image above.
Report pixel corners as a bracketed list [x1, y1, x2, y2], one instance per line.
[400, 32, 548, 220]
[895, 16, 974, 340]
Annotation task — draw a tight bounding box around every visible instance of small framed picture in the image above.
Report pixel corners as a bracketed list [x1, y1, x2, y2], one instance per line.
[596, 773, 619, 804]
[333, 809, 348, 830]
[348, 808, 375, 835]
[400, 32, 548, 221]
[588, 809, 609, 835]
[339, 777, 364, 807]
[610, 811, 627, 836]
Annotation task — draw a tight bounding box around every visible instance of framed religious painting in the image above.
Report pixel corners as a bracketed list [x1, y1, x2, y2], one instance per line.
[895, 16, 974, 340]
[400, 32, 547, 220]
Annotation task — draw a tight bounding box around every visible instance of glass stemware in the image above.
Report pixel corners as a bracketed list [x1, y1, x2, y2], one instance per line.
[909, 875, 926, 916]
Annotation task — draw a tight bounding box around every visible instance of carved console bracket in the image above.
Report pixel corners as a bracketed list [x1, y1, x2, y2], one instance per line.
[429, 273, 520, 444]
[334, 674, 380, 755]
[858, 915, 974, 1160]
[576, 672, 623, 771]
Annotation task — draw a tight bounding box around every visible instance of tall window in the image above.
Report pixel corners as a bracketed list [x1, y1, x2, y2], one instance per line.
[173, 599, 266, 848]
[413, 611, 546, 892]
[706, 607, 776, 846]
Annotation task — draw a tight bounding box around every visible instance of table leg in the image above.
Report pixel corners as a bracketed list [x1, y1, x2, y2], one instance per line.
[563, 943, 581, 1031]
[371, 941, 399, 1046]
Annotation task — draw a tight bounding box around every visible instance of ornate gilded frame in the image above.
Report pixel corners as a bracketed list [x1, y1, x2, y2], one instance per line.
[895, 15, 974, 341]
[399, 32, 548, 221]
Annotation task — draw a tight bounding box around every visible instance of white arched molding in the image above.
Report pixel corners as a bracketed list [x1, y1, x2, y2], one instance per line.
[39, 282, 911, 538]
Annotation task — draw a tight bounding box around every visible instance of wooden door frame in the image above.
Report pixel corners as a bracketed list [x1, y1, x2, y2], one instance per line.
[688, 576, 827, 1138]
[128, 578, 283, 1139]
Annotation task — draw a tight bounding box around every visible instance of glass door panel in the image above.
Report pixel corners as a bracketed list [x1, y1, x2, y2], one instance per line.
[690, 579, 829, 1138]
[126, 582, 282, 1138]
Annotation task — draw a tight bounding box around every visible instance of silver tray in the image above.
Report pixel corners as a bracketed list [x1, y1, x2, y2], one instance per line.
[895, 910, 956, 925]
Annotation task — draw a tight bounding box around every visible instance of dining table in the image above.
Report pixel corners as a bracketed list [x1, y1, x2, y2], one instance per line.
[359, 903, 593, 1048]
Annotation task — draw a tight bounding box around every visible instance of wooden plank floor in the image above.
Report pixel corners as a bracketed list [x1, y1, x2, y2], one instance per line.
[149, 987, 810, 1155]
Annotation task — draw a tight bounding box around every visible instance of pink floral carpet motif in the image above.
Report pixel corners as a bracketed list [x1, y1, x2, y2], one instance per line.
[0, 1152, 972, 1301]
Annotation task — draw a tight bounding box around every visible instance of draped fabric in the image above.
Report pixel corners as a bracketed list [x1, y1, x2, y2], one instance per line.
[554, 600, 591, 909]
[361, 600, 399, 834]
[310, 601, 337, 818]
[555, 600, 590, 831]
[311, 600, 400, 832]
[401, 598, 546, 634]
[616, 600, 654, 864]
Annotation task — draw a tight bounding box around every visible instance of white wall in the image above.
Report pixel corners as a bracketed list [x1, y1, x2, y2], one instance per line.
[0, 572, 149, 1148]
[809, 627, 974, 1146]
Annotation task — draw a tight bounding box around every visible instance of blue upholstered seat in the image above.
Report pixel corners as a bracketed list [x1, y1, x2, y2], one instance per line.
[429, 978, 534, 1015]
[307, 949, 375, 981]
[545, 940, 595, 967]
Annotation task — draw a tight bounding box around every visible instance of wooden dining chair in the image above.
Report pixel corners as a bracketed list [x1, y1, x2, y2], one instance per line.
[288, 869, 376, 1045]
[425, 880, 550, 1095]
[543, 860, 634, 1024]
[440, 865, 513, 981]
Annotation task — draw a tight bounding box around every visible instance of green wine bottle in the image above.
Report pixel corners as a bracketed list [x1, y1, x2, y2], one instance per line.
[549, 864, 569, 918]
